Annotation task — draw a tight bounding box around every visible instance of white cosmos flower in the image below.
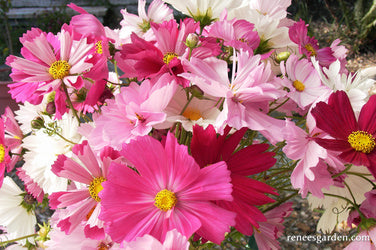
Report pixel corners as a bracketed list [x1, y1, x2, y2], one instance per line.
[312, 58, 375, 114]
[0, 177, 37, 245]
[14, 99, 48, 134]
[21, 113, 82, 194]
[308, 166, 373, 233]
[163, 0, 244, 21]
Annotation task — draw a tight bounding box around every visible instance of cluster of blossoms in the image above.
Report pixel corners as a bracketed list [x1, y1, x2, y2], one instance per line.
[1, 0, 376, 249]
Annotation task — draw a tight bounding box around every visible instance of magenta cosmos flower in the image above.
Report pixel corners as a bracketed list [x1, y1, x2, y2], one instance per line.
[190, 125, 277, 236]
[311, 90, 376, 177]
[99, 132, 236, 244]
[6, 27, 96, 118]
[49, 141, 122, 240]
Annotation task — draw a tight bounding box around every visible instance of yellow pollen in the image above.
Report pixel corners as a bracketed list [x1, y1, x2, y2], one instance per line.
[293, 80, 305, 92]
[95, 41, 103, 54]
[0, 144, 5, 163]
[304, 44, 317, 56]
[49, 60, 71, 79]
[348, 131, 375, 154]
[182, 108, 202, 121]
[154, 189, 177, 211]
[89, 177, 106, 202]
[163, 52, 178, 65]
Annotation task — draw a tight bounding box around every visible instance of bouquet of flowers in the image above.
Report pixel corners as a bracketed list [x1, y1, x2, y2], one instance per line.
[1, 0, 376, 249]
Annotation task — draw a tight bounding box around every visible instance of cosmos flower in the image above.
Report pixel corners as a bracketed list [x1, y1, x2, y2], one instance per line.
[0, 176, 37, 245]
[49, 141, 123, 239]
[311, 90, 376, 178]
[99, 132, 235, 244]
[191, 125, 277, 236]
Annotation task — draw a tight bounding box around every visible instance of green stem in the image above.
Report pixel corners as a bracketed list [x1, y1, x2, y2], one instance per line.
[45, 127, 76, 145]
[62, 83, 81, 124]
[332, 164, 352, 178]
[180, 94, 194, 115]
[0, 233, 38, 246]
[263, 191, 298, 213]
[268, 97, 290, 114]
[346, 171, 376, 188]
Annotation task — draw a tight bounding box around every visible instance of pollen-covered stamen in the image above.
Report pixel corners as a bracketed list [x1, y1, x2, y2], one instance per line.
[182, 108, 202, 121]
[0, 144, 5, 163]
[135, 113, 146, 123]
[49, 60, 71, 79]
[154, 189, 177, 211]
[293, 80, 305, 92]
[163, 52, 178, 65]
[95, 41, 103, 54]
[304, 44, 317, 56]
[89, 177, 106, 202]
[348, 131, 376, 154]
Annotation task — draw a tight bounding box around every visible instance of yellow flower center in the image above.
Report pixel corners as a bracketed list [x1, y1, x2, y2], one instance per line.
[163, 52, 178, 65]
[89, 177, 106, 202]
[348, 131, 375, 154]
[95, 41, 103, 54]
[49, 60, 71, 79]
[0, 144, 5, 163]
[293, 80, 305, 92]
[304, 44, 317, 56]
[154, 189, 177, 211]
[182, 108, 202, 121]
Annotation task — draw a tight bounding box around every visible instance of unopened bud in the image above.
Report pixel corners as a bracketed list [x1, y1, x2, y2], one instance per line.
[45, 102, 56, 115]
[275, 51, 291, 63]
[185, 33, 199, 48]
[189, 85, 204, 98]
[23, 193, 36, 205]
[31, 117, 45, 130]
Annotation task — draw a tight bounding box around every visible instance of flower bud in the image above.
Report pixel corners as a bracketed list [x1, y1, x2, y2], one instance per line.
[185, 33, 199, 48]
[275, 51, 291, 63]
[45, 101, 56, 115]
[189, 85, 204, 99]
[31, 117, 45, 130]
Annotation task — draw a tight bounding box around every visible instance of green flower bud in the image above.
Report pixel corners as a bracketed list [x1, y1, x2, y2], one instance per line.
[276, 51, 291, 63]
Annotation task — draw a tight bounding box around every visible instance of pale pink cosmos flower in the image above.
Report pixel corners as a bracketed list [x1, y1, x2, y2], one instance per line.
[253, 202, 293, 250]
[248, 0, 291, 20]
[89, 76, 176, 150]
[280, 54, 330, 109]
[99, 132, 236, 244]
[49, 141, 122, 240]
[206, 11, 260, 53]
[156, 86, 221, 132]
[45, 215, 116, 250]
[119, 0, 174, 42]
[123, 229, 189, 250]
[182, 49, 285, 144]
[2, 107, 23, 171]
[6, 27, 95, 118]
[282, 116, 344, 198]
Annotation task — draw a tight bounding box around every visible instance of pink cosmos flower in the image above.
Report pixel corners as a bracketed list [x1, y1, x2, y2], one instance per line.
[89, 76, 176, 150]
[49, 141, 122, 239]
[311, 90, 376, 178]
[280, 54, 330, 108]
[0, 119, 11, 187]
[182, 49, 284, 144]
[289, 19, 336, 68]
[99, 132, 236, 244]
[344, 226, 376, 250]
[17, 168, 45, 203]
[253, 202, 293, 250]
[2, 107, 23, 171]
[190, 125, 277, 236]
[123, 229, 189, 250]
[206, 13, 260, 52]
[118, 18, 218, 87]
[45, 216, 116, 250]
[6, 27, 95, 118]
